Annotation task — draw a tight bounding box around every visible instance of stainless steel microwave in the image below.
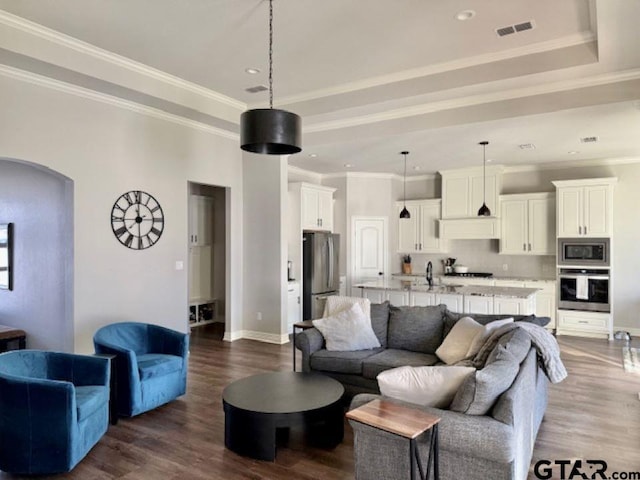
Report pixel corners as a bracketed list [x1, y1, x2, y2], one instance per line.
[558, 237, 610, 267]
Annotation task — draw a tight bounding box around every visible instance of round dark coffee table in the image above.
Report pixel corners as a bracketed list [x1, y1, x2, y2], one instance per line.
[222, 371, 345, 461]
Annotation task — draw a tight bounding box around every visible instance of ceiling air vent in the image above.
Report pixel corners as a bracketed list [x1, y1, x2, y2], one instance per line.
[580, 136, 599, 143]
[518, 143, 536, 150]
[245, 85, 268, 93]
[496, 20, 535, 37]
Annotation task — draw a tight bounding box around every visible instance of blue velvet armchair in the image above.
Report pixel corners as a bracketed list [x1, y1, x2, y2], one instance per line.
[93, 322, 189, 417]
[0, 350, 110, 474]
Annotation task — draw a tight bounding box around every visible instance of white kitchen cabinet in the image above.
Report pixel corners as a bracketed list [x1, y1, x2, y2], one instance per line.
[189, 194, 214, 246]
[444, 277, 495, 287]
[188, 247, 212, 302]
[499, 193, 555, 255]
[396, 199, 446, 253]
[494, 296, 534, 315]
[287, 282, 301, 333]
[385, 290, 410, 306]
[553, 178, 617, 238]
[435, 293, 463, 313]
[524, 280, 556, 329]
[291, 182, 336, 231]
[440, 165, 503, 219]
[464, 295, 494, 314]
[557, 310, 612, 340]
[360, 288, 385, 304]
[410, 291, 437, 307]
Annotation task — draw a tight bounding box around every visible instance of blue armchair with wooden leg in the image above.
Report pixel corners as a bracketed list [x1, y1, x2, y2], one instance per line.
[93, 322, 189, 417]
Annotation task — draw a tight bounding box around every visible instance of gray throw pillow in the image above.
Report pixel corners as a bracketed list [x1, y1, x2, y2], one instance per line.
[486, 328, 531, 365]
[449, 345, 520, 415]
[388, 305, 445, 354]
[370, 301, 390, 348]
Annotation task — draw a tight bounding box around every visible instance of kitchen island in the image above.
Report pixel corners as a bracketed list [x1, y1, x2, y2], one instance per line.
[354, 279, 539, 316]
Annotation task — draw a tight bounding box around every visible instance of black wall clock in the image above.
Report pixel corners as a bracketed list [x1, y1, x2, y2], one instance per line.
[111, 190, 164, 250]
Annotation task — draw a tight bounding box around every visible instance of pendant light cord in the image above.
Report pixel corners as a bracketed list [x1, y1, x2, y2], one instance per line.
[403, 152, 407, 206]
[268, 0, 274, 110]
[483, 143, 486, 204]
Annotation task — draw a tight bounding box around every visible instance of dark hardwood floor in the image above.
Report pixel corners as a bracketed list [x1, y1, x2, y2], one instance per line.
[3, 324, 639, 479]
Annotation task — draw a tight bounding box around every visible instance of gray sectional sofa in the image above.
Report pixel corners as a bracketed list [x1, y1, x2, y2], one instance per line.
[295, 302, 552, 480]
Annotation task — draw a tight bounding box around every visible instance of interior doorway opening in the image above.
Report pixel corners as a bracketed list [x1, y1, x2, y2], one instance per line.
[187, 182, 227, 338]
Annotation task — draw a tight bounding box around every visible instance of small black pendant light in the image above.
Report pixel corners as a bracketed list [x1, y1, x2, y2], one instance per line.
[477, 141, 491, 216]
[240, 0, 301, 155]
[399, 151, 411, 219]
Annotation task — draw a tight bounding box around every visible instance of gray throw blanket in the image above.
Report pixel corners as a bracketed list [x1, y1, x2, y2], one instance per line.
[472, 322, 568, 384]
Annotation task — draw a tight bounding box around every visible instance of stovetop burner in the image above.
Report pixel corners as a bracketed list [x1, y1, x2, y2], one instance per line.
[444, 272, 493, 278]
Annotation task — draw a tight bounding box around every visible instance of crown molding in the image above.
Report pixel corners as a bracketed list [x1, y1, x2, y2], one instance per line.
[287, 165, 323, 183]
[0, 9, 245, 121]
[304, 68, 640, 134]
[0, 64, 239, 140]
[503, 156, 640, 173]
[276, 32, 596, 108]
[288, 166, 436, 182]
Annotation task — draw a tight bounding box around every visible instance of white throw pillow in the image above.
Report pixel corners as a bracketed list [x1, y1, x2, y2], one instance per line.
[323, 296, 371, 320]
[436, 316, 484, 365]
[378, 365, 476, 408]
[312, 303, 381, 351]
[465, 317, 515, 358]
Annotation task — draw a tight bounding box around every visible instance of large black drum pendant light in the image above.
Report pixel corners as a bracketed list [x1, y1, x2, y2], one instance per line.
[477, 141, 491, 216]
[399, 151, 411, 219]
[240, 0, 301, 155]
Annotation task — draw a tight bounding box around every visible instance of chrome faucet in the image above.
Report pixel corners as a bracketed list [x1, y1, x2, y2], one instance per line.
[426, 261, 433, 287]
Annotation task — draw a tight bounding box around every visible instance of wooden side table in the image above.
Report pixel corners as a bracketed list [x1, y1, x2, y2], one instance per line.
[292, 320, 315, 372]
[347, 399, 441, 480]
[0, 325, 26, 352]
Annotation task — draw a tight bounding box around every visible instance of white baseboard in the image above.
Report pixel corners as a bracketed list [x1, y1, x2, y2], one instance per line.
[613, 326, 640, 337]
[223, 330, 290, 344]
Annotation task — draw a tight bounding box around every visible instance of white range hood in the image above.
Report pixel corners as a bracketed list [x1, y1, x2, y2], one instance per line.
[438, 217, 500, 240]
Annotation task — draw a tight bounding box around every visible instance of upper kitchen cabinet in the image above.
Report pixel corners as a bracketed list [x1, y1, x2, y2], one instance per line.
[396, 199, 447, 253]
[440, 166, 503, 219]
[500, 193, 555, 255]
[552, 178, 617, 238]
[290, 183, 336, 231]
[189, 194, 214, 246]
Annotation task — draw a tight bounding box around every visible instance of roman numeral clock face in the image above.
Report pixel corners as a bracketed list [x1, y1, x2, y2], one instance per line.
[111, 191, 164, 250]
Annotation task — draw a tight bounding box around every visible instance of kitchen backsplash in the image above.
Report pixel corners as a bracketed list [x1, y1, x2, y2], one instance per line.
[395, 239, 556, 279]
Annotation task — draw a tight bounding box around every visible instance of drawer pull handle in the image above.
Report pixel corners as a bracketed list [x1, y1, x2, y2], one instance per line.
[578, 320, 588, 324]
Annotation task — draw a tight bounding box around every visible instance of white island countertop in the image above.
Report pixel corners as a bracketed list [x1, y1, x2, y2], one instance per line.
[354, 279, 539, 299]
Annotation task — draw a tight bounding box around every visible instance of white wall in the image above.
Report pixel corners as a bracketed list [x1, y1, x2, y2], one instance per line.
[242, 154, 288, 342]
[0, 159, 74, 351]
[0, 73, 244, 352]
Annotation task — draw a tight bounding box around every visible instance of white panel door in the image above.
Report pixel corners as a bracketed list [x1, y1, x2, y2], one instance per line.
[500, 199, 527, 254]
[528, 197, 555, 254]
[442, 176, 470, 218]
[494, 297, 526, 315]
[352, 217, 388, 285]
[557, 187, 582, 237]
[419, 202, 441, 252]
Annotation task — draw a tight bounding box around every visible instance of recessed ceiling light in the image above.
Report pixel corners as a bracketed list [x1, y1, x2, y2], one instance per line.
[245, 67, 261, 75]
[308, 153, 317, 158]
[413, 166, 421, 171]
[455, 10, 476, 21]
[486, 158, 494, 163]
[344, 164, 353, 168]
[568, 151, 579, 155]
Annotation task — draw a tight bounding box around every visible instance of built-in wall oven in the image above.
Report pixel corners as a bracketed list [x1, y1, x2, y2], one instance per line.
[558, 268, 610, 313]
[558, 237, 610, 267]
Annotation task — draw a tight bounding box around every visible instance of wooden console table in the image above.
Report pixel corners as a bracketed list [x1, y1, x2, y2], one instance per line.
[0, 325, 26, 352]
[347, 399, 441, 480]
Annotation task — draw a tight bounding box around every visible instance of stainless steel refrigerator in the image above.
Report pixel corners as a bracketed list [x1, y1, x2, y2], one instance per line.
[302, 231, 340, 320]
